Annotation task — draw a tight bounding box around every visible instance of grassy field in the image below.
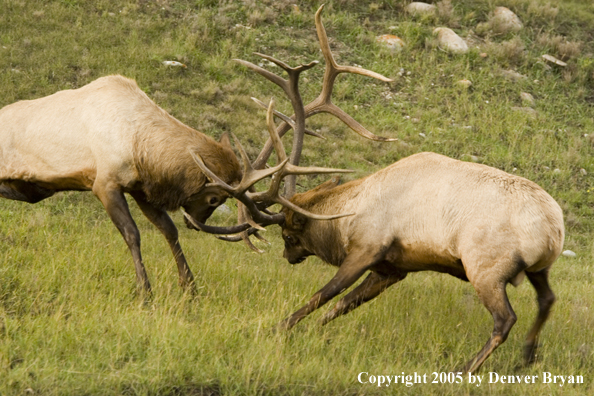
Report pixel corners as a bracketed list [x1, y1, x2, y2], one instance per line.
[1, 0, 593, 394]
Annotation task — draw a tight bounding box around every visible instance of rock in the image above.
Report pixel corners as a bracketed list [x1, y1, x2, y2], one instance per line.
[520, 92, 535, 107]
[511, 106, 537, 117]
[501, 69, 527, 81]
[542, 54, 567, 67]
[490, 7, 523, 34]
[456, 79, 472, 89]
[215, 204, 233, 216]
[406, 2, 436, 16]
[376, 34, 405, 52]
[162, 60, 187, 68]
[562, 250, 577, 258]
[580, 168, 587, 176]
[433, 28, 468, 54]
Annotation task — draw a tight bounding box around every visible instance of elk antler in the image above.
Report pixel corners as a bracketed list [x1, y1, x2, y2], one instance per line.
[185, 99, 355, 251]
[242, 4, 396, 197]
[187, 5, 392, 252]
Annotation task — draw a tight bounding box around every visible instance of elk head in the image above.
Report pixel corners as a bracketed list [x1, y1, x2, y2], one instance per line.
[183, 5, 395, 250]
[181, 133, 242, 228]
[281, 176, 343, 264]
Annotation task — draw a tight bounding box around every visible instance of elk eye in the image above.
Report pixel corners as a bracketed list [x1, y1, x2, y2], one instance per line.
[208, 196, 219, 206]
[284, 235, 295, 244]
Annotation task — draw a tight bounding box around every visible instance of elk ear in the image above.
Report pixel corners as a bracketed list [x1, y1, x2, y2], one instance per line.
[219, 132, 232, 149]
[292, 212, 308, 231]
[312, 175, 341, 193]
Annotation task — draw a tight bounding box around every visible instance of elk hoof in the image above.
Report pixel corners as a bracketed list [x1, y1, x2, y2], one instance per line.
[523, 342, 540, 365]
[271, 319, 293, 333]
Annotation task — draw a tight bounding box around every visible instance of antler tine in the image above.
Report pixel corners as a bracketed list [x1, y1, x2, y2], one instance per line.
[308, 4, 397, 142]
[265, 98, 287, 164]
[251, 97, 325, 140]
[255, 53, 319, 75]
[215, 227, 263, 242]
[276, 194, 354, 221]
[230, 132, 255, 173]
[234, 59, 287, 92]
[314, 4, 393, 88]
[322, 103, 397, 142]
[181, 209, 252, 234]
[189, 150, 235, 193]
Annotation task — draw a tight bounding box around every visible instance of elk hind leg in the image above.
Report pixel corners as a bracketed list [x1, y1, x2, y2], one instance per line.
[319, 270, 406, 326]
[523, 267, 555, 365]
[462, 278, 517, 373]
[131, 193, 195, 291]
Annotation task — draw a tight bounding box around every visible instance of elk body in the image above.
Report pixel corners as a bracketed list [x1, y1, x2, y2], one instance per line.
[0, 75, 243, 292]
[279, 152, 564, 373]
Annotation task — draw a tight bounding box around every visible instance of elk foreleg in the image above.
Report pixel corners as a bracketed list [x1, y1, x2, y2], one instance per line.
[131, 193, 195, 291]
[279, 251, 379, 330]
[319, 270, 406, 326]
[93, 184, 151, 293]
[523, 267, 555, 365]
[461, 280, 517, 373]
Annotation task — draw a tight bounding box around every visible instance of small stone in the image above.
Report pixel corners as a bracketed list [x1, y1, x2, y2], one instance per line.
[553, 168, 561, 174]
[162, 60, 187, 68]
[456, 79, 472, 89]
[419, 132, 426, 138]
[580, 168, 587, 176]
[433, 28, 468, 54]
[376, 34, 405, 52]
[562, 250, 577, 258]
[520, 92, 535, 107]
[542, 54, 567, 67]
[490, 7, 523, 34]
[406, 2, 437, 16]
[501, 69, 527, 81]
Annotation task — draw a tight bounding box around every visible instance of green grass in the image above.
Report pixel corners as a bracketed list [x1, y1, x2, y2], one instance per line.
[1, 0, 594, 394]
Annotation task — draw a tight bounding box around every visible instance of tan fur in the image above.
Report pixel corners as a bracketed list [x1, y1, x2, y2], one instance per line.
[0, 75, 242, 291]
[289, 152, 564, 272]
[0, 75, 240, 208]
[281, 152, 564, 373]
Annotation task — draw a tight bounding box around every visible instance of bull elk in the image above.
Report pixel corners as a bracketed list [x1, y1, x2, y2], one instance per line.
[190, 6, 563, 374]
[278, 155, 564, 373]
[0, 5, 393, 293]
[181, 4, 564, 373]
[0, 74, 248, 293]
[188, 10, 563, 373]
[195, 85, 564, 371]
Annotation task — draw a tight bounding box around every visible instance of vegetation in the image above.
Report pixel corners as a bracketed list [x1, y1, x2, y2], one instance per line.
[0, 0, 593, 394]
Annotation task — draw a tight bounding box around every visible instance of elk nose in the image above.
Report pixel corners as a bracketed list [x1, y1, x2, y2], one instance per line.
[184, 215, 200, 231]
